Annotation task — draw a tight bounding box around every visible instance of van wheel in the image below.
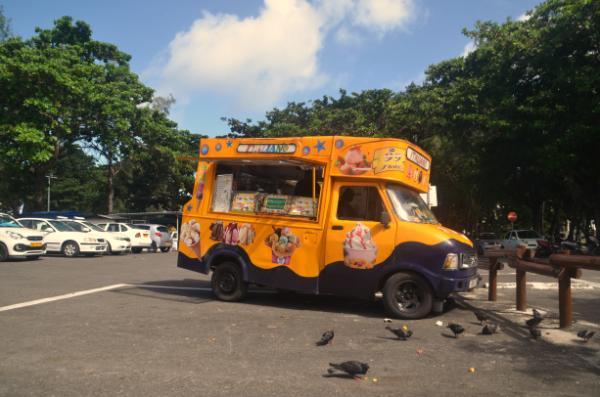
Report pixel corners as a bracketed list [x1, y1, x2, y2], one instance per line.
[62, 241, 80, 257]
[211, 262, 247, 302]
[382, 272, 433, 319]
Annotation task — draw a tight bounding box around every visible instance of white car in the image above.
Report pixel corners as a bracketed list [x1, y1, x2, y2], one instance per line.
[18, 218, 107, 257]
[500, 229, 545, 250]
[0, 213, 46, 261]
[62, 219, 131, 255]
[97, 222, 152, 254]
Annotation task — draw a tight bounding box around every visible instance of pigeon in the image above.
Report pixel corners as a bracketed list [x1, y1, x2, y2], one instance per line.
[328, 361, 370, 379]
[525, 317, 543, 328]
[532, 309, 543, 320]
[529, 326, 542, 340]
[447, 323, 465, 338]
[474, 311, 489, 325]
[481, 323, 499, 335]
[316, 330, 334, 346]
[386, 325, 413, 340]
[577, 330, 595, 342]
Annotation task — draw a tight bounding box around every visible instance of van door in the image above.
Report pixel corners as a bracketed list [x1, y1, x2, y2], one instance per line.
[319, 181, 397, 298]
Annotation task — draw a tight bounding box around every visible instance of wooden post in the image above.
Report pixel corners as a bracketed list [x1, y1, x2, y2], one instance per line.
[516, 269, 527, 311]
[488, 257, 498, 301]
[558, 270, 573, 328]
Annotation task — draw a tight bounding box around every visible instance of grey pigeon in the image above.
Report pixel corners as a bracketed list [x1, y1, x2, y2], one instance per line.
[529, 326, 542, 340]
[474, 311, 489, 325]
[328, 361, 370, 379]
[577, 330, 595, 342]
[386, 326, 413, 340]
[481, 323, 498, 335]
[447, 323, 465, 338]
[316, 330, 334, 346]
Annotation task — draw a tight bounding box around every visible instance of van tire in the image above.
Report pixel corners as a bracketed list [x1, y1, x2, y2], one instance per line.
[62, 241, 80, 257]
[382, 272, 433, 319]
[211, 262, 247, 302]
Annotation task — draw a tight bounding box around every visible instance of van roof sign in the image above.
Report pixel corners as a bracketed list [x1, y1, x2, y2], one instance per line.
[237, 144, 296, 154]
[406, 147, 431, 171]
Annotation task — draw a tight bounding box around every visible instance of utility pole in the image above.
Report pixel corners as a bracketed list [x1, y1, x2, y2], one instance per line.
[46, 174, 57, 212]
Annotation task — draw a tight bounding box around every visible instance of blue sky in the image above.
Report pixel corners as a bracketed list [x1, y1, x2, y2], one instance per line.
[4, 0, 541, 136]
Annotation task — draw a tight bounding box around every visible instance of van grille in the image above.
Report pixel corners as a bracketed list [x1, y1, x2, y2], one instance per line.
[27, 236, 43, 242]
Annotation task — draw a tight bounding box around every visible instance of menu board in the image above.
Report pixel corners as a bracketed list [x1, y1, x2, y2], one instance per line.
[288, 196, 316, 217]
[211, 174, 233, 212]
[231, 192, 259, 213]
[261, 194, 289, 214]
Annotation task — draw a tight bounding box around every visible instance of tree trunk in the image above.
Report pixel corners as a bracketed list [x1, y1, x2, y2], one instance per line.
[107, 155, 114, 214]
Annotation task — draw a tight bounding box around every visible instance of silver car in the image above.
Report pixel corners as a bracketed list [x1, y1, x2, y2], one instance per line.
[134, 224, 173, 252]
[501, 230, 544, 250]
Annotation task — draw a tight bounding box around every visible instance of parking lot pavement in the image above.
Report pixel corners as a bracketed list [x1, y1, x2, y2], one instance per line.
[1, 254, 599, 396]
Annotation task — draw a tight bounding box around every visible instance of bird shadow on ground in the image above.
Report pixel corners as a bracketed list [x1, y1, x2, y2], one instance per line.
[321, 373, 355, 380]
[441, 333, 458, 339]
[453, 296, 600, 381]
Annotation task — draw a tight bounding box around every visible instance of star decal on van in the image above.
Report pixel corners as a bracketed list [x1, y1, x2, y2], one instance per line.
[314, 140, 326, 153]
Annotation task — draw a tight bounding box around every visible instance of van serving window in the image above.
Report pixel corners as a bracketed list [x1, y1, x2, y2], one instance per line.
[337, 186, 384, 221]
[210, 160, 323, 219]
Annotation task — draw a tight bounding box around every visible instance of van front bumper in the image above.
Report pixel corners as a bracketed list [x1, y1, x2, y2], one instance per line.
[434, 267, 480, 298]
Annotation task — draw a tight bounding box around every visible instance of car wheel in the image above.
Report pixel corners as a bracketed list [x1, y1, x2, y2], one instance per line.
[131, 247, 142, 254]
[150, 242, 158, 253]
[382, 272, 433, 319]
[62, 241, 80, 257]
[160, 247, 170, 253]
[106, 243, 113, 255]
[211, 262, 247, 302]
[0, 243, 8, 262]
[30, 255, 41, 260]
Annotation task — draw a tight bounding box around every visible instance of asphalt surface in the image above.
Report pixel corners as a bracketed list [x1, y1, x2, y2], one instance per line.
[1, 252, 599, 396]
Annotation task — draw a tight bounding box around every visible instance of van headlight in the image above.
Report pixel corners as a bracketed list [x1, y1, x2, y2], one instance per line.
[443, 253, 459, 270]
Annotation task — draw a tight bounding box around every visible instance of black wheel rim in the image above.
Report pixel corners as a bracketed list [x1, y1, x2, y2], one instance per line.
[219, 272, 237, 294]
[394, 281, 424, 313]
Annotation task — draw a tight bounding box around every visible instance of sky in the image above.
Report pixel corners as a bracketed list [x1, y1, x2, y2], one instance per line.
[3, 0, 542, 136]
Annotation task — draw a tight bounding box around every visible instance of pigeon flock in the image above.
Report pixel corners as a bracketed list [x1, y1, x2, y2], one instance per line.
[319, 308, 595, 380]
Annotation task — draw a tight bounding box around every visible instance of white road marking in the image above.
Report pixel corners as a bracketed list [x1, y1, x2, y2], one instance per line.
[496, 279, 600, 290]
[0, 283, 276, 313]
[0, 283, 129, 313]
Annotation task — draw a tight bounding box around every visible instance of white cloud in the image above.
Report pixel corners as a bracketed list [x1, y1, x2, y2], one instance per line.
[461, 41, 476, 57]
[517, 13, 531, 22]
[153, 0, 417, 111]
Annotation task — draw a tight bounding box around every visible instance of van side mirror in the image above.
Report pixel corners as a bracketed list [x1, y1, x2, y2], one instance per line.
[380, 211, 391, 228]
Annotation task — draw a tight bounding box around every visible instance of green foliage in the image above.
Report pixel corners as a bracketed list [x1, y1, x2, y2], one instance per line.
[0, 5, 10, 41]
[224, 0, 600, 237]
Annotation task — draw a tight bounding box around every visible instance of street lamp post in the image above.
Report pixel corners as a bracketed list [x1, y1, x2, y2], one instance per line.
[46, 174, 57, 212]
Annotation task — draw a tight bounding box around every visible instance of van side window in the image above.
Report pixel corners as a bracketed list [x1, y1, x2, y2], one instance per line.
[337, 186, 384, 221]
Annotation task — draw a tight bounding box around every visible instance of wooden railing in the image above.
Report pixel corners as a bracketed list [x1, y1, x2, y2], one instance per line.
[482, 247, 600, 328]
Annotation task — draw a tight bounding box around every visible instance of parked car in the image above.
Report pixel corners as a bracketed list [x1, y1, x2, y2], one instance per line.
[18, 218, 107, 257]
[135, 224, 173, 252]
[500, 229, 546, 250]
[97, 223, 153, 254]
[0, 213, 46, 261]
[61, 219, 131, 255]
[474, 232, 501, 255]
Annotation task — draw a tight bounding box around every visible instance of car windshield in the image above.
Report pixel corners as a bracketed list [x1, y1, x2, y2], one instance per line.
[0, 214, 22, 228]
[49, 220, 76, 232]
[386, 184, 438, 224]
[64, 221, 86, 231]
[82, 222, 104, 232]
[132, 225, 150, 230]
[157, 226, 169, 232]
[517, 230, 541, 239]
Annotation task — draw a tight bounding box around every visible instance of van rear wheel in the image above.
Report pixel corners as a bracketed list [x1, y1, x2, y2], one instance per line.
[382, 272, 433, 319]
[211, 262, 247, 302]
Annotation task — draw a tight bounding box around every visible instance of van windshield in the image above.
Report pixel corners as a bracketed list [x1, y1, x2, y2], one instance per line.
[386, 184, 438, 224]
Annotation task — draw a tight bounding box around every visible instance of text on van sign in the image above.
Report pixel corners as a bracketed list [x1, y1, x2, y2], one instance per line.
[406, 147, 430, 170]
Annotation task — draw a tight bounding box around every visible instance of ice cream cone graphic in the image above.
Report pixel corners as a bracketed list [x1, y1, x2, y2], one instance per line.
[343, 223, 378, 269]
[181, 219, 201, 258]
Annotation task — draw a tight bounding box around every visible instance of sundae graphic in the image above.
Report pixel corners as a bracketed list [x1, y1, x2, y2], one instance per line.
[180, 219, 201, 257]
[336, 146, 372, 175]
[343, 223, 378, 269]
[265, 227, 301, 265]
[209, 221, 255, 246]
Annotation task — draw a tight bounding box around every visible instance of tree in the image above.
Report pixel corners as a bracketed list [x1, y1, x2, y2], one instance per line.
[0, 5, 11, 41]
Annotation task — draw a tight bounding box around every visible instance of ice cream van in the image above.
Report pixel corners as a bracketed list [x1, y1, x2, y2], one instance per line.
[178, 136, 478, 319]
